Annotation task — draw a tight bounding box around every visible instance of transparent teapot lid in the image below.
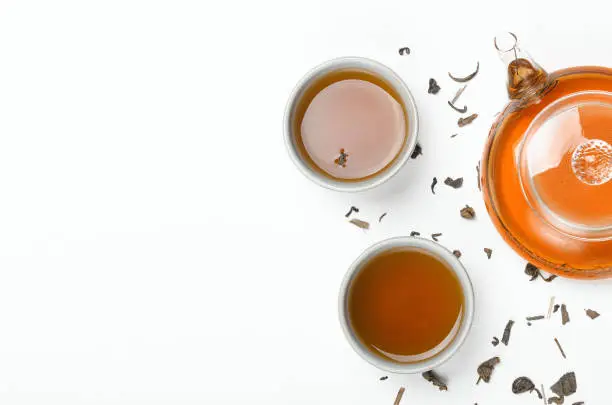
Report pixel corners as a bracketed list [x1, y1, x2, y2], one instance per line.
[519, 91, 612, 241]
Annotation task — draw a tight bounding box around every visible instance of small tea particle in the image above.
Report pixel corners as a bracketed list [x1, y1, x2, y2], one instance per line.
[525, 263, 539, 281]
[345, 206, 359, 218]
[451, 133, 459, 138]
[460, 205, 476, 219]
[554, 337, 567, 359]
[428, 78, 441, 94]
[512, 377, 536, 394]
[526, 315, 545, 321]
[484, 248, 493, 259]
[349, 219, 370, 230]
[547, 296, 556, 319]
[393, 387, 405, 405]
[451, 85, 467, 104]
[561, 304, 570, 325]
[572, 402, 584, 405]
[551, 372, 577, 398]
[411, 143, 423, 159]
[548, 397, 564, 404]
[379, 212, 387, 222]
[432, 233, 442, 242]
[553, 304, 560, 313]
[422, 370, 448, 391]
[491, 336, 500, 346]
[477, 356, 500, 384]
[398, 47, 410, 56]
[476, 162, 481, 191]
[380, 376, 388, 381]
[444, 177, 464, 189]
[586, 309, 600, 319]
[453, 250, 462, 258]
[458, 113, 478, 127]
[335, 148, 349, 167]
[410, 231, 420, 237]
[449, 62, 480, 83]
[501, 320, 514, 345]
[431, 177, 438, 194]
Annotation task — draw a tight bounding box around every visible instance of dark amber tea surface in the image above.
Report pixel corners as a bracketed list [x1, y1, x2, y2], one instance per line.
[348, 248, 464, 364]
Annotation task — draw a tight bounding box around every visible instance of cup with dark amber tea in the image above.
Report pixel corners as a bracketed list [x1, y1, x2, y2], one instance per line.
[338, 237, 474, 373]
[284, 57, 419, 192]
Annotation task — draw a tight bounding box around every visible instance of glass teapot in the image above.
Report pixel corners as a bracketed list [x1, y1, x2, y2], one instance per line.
[481, 33, 612, 279]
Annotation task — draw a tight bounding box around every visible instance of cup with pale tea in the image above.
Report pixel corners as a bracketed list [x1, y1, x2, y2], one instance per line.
[284, 57, 419, 192]
[338, 237, 474, 373]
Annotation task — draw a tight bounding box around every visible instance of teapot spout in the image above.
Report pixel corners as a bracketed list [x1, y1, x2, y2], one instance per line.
[495, 33, 550, 103]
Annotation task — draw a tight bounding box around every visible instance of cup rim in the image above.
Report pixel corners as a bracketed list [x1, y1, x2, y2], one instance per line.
[283, 57, 419, 192]
[338, 236, 475, 374]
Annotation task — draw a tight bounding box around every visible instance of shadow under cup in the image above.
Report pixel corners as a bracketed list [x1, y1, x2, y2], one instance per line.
[284, 57, 419, 192]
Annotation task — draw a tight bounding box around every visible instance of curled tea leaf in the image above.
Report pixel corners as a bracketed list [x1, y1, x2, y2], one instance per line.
[512, 377, 535, 394]
[525, 263, 539, 281]
[449, 62, 480, 83]
[410, 231, 420, 237]
[448, 101, 468, 113]
[422, 370, 448, 391]
[334, 148, 349, 167]
[345, 206, 359, 218]
[551, 372, 577, 398]
[491, 336, 500, 346]
[378, 212, 387, 222]
[458, 113, 478, 127]
[431, 177, 438, 194]
[411, 143, 423, 159]
[398, 47, 410, 55]
[460, 205, 475, 219]
[428, 78, 441, 94]
[444, 177, 464, 189]
[431, 233, 442, 242]
[477, 356, 500, 384]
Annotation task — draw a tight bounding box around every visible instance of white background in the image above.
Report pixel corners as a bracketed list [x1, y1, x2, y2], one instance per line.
[1, 0, 611, 403]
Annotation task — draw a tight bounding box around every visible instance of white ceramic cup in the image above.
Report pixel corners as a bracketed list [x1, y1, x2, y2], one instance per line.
[283, 57, 419, 192]
[338, 236, 475, 373]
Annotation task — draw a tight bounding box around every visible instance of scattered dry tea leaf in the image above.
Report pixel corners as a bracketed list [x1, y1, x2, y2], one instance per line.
[525, 263, 539, 281]
[345, 206, 359, 218]
[451, 85, 467, 104]
[398, 47, 410, 55]
[378, 212, 387, 222]
[349, 219, 370, 230]
[554, 337, 567, 359]
[547, 296, 556, 319]
[551, 372, 577, 398]
[461, 205, 476, 219]
[543, 274, 557, 282]
[428, 78, 441, 94]
[334, 148, 349, 167]
[451, 133, 459, 138]
[586, 309, 600, 319]
[444, 177, 464, 189]
[458, 113, 478, 127]
[431, 177, 438, 194]
[453, 250, 462, 258]
[393, 387, 406, 405]
[512, 377, 536, 394]
[476, 162, 481, 191]
[431, 233, 442, 242]
[484, 248, 493, 259]
[380, 376, 388, 381]
[572, 402, 584, 405]
[411, 143, 423, 159]
[526, 315, 545, 321]
[561, 304, 570, 325]
[477, 356, 500, 384]
[410, 231, 420, 237]
[449, 62, 480, 83]
[422, 370, 448, 391]
[448, 101, 468, 113]
[554, 304, 560, 313]
[501, 320, 514, 345]
[542, 384, 547, 404]
[491, 336, 500, 346]
[548, 396, 564, 404]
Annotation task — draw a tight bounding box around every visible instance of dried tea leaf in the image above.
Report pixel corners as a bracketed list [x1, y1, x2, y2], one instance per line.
[431, 233, 442, 242]
[512, 377, 536, 394]
[378, 212, 387, 222]
[393, 387, 405, 405]
[554, 304, 560, 313]
[561, 304, 570, 325]
[451, 85, 467, 104]
[526, 315, 545, 321]
[453, 250, 462, 258]
[534, 387, 543, 399]
[547, 296, 556, 319]
[410, 231, 420, 237]
[428, 78, 441, 94]
[398, 47, 410, 55]
[451, 133, 459, 138]
[484, 248, 493, 259]
[525, 263, 540, 281]
[491, 336, 500, 346]
[551, 372, 577, 398]
[380, 376, 388, 381]
[572, 402, 584, 405]
[586, 309, 600, 319]
[411, 143, 423, 159]
[477, 356, 500, 384]
[345, 206, 359, 218]
[554, 337, 567, 359]
[549, 396, 564, 404]
[448, 101, 468, 113]
[449, 62, 480, 83]
[444, 177, 464, 189]
[543, 274, 558, 282]
[501, 320, 514, 346]
[431, 177, 438, 194]
[458, 113, 478, 127]
[460, 205, 475, 219]
[477, 162, 481, 191]
[334, 148, 349, 167]
[349, 219, 370, 230]
[422, 370, 448, 391]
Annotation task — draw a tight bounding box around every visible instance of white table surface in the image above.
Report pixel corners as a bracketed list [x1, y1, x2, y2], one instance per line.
[1, 0, 612, 403]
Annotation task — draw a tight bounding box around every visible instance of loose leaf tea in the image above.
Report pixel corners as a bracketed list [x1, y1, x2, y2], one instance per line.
[349, 218, 370, 230]
[449, 62, 480, 83]
[492, 336, 500, 346]
[586, 309, 600, 319]
[526, 315, 545, 321]
[431, 177, 438, 194]
[345, 206, 359, 218]
[393, 387, 405, 405]
[453, 250, 462, 258]
[554, 304, 560, 313]
[410, 231, 420, 236]
[428, 78, 441, 94]
[379, 213, 387, 222]
[476, 162, 481, 191]
[477, 356, 500, 384]
[501, 320, 514, 345]
[411, 143, 423, 159]
[451, 133, 459, 138]
[458, 113, 478, 127]
[448, 101, 468, 113]
[561, 304, 570, 325]
[525, 263, 539, 281]
[451, 85, 467, 104]
[551, 372, 577, 398]
[380, 376, 388, 381]
[334, 148, 349, 167]
[547, 296, 556, 319]
[432, 233, 442, 242]
[422, 370, 448, 391]
[554, 337, 567, 359]
[444, 177, 464, 188]
[484, 248, 493, 259]
[461, 205, 476, 219]
[398, 47, 410, 55]
[548, 397, 564, 404]
[572, 402, 584, 405]
[512, 377, 536, 394]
